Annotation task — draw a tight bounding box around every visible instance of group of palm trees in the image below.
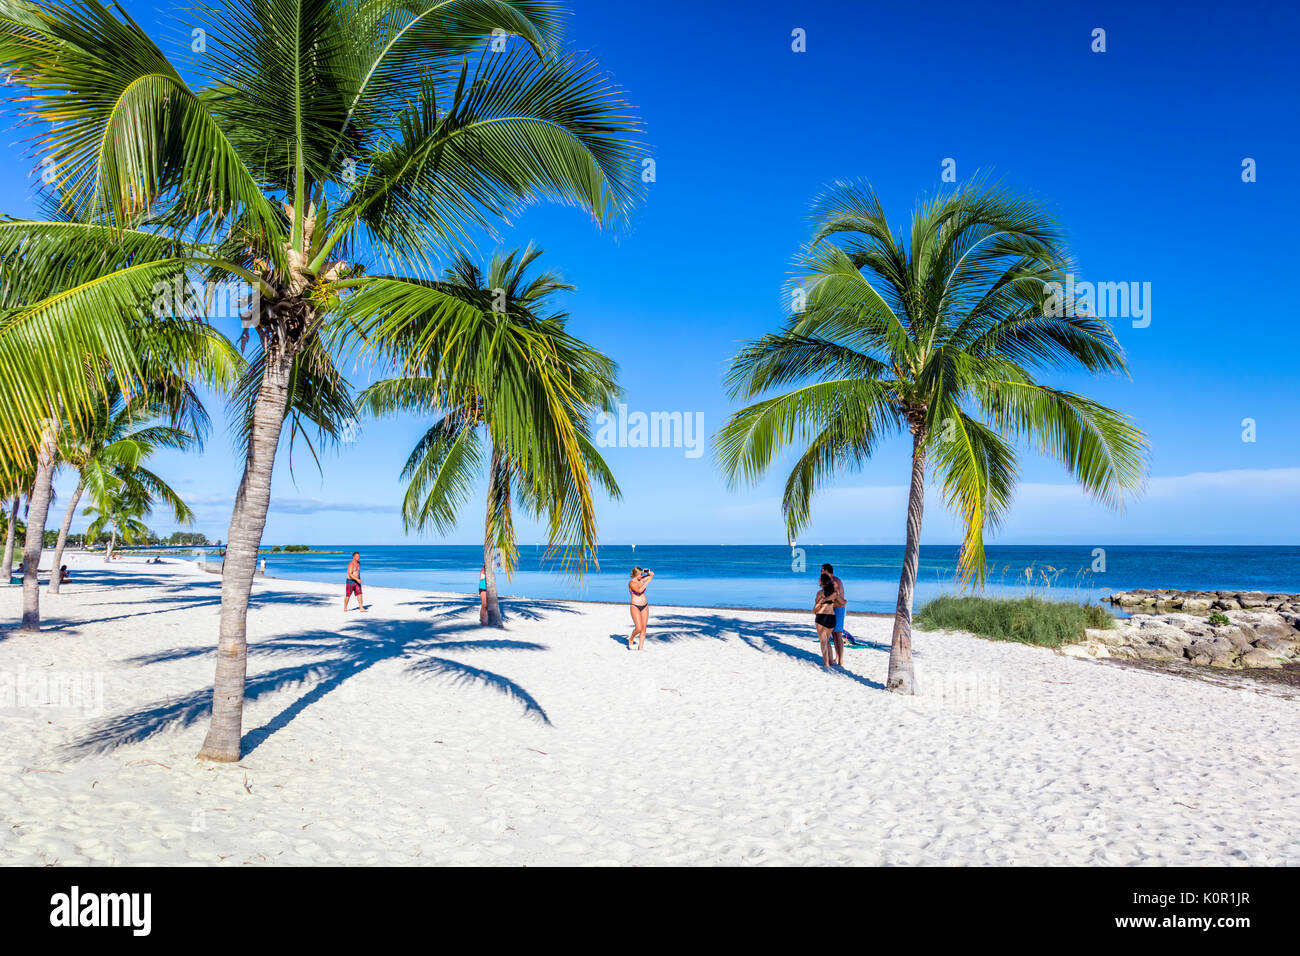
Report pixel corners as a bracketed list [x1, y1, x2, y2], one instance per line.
[1, 368, 204, 604]
[0, 0, 1147, 761]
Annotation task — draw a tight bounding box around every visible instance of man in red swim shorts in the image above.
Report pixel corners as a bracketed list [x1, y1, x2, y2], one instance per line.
[344, 551, 366, 612]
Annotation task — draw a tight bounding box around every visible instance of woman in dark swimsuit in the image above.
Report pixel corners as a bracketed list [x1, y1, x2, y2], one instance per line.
[628, 567, 653, 650]
[814, 573, 838, 667]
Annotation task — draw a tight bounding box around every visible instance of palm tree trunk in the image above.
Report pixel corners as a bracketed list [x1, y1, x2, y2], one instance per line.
[20, 425, 59, 631]
[197, 349, 294, 762]
[47, 480, 83, 595]
[105, 530, 116, 562]
[481, 447, 504, 628]
[886, 427, 926, 694]
[2, 495, 17, 581]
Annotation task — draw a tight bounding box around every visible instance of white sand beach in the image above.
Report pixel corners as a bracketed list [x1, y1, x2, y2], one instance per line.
[2, 553, 1298, 867]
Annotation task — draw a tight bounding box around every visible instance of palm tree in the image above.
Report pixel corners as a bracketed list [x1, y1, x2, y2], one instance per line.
[82, 482, 154, 562]
[16, 424, 61, 628]
[0, 326, 230, 627]
[1, 493, 21, 580]
[12, 343, 230, 628]
[718, 179, 1148, 694]
[0, 0, 641, 759]
[359, 246, 620, 627]
[51, 378, 202, 588]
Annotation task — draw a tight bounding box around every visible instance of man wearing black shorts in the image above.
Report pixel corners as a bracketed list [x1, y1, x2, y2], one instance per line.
[344, 551, 366, 612]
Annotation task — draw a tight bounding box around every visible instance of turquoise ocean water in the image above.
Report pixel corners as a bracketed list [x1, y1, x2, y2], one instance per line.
[242, 545, 1300, 615]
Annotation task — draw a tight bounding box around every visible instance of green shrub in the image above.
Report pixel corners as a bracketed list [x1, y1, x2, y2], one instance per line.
[914, 595, 1114, 648]
[1208, 612, 1230, 626]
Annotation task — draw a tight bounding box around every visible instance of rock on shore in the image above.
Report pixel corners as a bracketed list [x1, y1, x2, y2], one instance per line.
[1106, 588, 1300, 618]
[1063, 600, 1300, 670]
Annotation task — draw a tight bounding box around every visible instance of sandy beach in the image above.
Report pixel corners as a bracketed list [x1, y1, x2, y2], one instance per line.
[2, 552, 1298, 867]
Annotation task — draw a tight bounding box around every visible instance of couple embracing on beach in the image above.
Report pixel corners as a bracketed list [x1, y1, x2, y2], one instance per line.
[814, 563, 848, 668]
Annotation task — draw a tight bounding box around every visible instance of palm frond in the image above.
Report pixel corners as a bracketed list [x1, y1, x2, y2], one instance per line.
[0, 0, 282, 247]
[975, 378, 1148, 510]
[398, 414, 484, 534]
[927, 408, 1016, 582]
[323, 48, 644, 268]
[716, 378, 899, 490]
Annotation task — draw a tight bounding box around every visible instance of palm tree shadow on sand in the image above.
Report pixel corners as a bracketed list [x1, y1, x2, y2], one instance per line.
[34, 568, 336, 633]
[399, 595, 578, 624]
[621, 612, 887, 691]
[63, 616, 552, 760]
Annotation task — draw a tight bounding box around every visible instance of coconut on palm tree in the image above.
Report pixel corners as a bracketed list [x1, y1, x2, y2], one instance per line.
[717, 179, 1148, 694]
[358, 246, 620, 627]
[0, 0, 641, 759]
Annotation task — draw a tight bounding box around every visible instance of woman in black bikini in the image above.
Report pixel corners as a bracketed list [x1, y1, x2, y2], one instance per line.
[628, 567, 653, 650]
[814, 573, 838, 667]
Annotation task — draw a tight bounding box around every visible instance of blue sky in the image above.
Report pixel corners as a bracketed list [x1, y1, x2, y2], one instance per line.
[5, 0, 1298, 545]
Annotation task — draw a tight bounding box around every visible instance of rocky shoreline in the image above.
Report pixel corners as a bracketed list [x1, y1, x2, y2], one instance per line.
[1063, 590, 1300, 670]
[1105, 588, 1300, 615]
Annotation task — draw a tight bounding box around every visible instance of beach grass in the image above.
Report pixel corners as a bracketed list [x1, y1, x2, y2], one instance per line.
[914, 595, 1114, 648]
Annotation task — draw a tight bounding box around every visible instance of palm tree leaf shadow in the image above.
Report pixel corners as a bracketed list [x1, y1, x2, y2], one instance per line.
[406, 656, 551, 724]
[41, 597, 223, 631]
[64, 618, 554, 758]
[431, 639, 545, 652]
[64, 661, 345, 756]
[41, 577, 332, 634]
[648, 613, 887, 691]
[402, 596, 578, 624]
[123, 644, 216, 666]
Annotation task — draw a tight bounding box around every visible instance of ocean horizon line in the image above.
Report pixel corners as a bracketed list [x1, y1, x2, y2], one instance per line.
[165, 543, 1300, 615]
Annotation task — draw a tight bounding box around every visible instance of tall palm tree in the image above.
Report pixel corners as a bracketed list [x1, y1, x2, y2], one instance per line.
[1, 493, 21, 579]
[2, 446, 36, 584]
[51, 378, 203, 590]
[82, 481, 154, 562]
[359, 246, 620, 627]
[17, 423, 60, 628]
[718, 179, 1148, 694]
[0, 0, 641, 759]
[0, 322, 231, 627]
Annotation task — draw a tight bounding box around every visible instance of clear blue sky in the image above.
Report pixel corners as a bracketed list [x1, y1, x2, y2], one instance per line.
[5, 0, 1298, 545]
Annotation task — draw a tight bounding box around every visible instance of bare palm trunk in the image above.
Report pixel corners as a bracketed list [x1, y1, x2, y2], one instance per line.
[197, 349, 294, 762]
[481, 447, 504, 628]
[105, 530, 116, 562]
[47, 480, 83, 594]
[887, 426, 927, 694]
[2, 495, 17, 581]
[20, 426, 59, 631]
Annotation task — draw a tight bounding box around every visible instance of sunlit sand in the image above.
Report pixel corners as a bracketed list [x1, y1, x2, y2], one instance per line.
[3, 554, 1297, 866]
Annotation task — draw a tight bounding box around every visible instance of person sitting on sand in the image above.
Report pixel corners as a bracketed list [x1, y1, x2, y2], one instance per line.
[814, 573, 839, 668]
[479, 565, 489, 625]
[59, 565, 69, 584]
[628, 567, 654, 650]
[344, 551, 365, 612]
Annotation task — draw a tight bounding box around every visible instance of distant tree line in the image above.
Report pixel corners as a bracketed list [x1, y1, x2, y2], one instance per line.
[31, 528, 218, 549]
